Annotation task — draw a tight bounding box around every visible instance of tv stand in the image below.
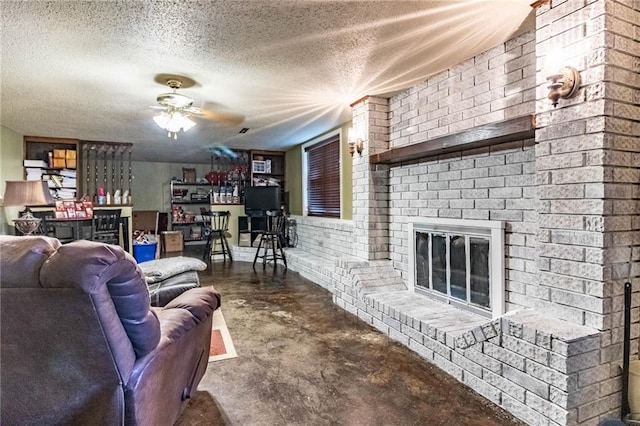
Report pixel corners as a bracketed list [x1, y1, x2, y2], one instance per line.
[238, 214, 268, 246]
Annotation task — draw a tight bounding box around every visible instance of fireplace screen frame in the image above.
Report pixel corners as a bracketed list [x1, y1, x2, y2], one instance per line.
[408, 218, 505, 319]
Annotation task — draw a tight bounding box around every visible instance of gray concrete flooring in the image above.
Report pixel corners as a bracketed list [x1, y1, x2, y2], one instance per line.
[175, 257, 525, 426]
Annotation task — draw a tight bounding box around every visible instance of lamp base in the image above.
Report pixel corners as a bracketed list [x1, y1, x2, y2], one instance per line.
[13, 210, 42, 236]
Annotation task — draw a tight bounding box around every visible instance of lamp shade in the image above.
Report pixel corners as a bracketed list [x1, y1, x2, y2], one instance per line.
[3, 180, 55, 207]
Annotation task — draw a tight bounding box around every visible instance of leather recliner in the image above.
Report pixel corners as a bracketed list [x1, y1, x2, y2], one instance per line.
[0, 235, 220, 426]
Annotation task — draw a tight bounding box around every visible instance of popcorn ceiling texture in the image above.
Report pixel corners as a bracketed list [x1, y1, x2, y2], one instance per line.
[0, 1, 532, 163]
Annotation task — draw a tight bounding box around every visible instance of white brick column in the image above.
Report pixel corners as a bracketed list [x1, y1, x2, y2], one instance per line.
[351, 96, 390, 260]
[535, 0, 639, 327]
[535, 1, 639, 420]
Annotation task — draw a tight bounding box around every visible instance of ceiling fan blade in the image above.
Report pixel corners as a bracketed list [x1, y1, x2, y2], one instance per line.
[150, 105, 168, 111]
[198, 109, 245, 125]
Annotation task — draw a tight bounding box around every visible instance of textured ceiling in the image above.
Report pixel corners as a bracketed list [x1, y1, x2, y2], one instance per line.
[1, 1, 533, 163]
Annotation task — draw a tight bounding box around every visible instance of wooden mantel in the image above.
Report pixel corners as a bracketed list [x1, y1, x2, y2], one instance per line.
[369, 115, 536, 165]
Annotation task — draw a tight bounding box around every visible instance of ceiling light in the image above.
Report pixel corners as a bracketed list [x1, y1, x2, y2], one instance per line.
[153, 108, 196, 140]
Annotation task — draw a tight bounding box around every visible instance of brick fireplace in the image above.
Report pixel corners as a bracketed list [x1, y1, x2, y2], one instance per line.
[287, 1, 639, 425]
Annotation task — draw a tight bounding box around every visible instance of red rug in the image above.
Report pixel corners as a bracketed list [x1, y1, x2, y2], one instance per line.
[209, 309, 237, 362]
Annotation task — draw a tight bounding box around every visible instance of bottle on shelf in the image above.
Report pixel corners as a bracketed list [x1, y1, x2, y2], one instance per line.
[97, 187, 106, 205]
[233, 185, 239, 204]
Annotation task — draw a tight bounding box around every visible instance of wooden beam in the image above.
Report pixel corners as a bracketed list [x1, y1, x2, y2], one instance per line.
[530, 0, 550, 9]
[369, 115, 535, 165]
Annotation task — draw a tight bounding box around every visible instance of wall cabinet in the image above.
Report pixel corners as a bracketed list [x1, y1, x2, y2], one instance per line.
[23, 136, 134, 205]
[249, 150, 286, 209]
[23, 136, 79, 201]
[250, 150, 285, 188]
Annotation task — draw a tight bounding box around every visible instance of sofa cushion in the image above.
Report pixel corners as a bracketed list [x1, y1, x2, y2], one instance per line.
[41, 240, 161, 358]
[0, 236, 61, 288]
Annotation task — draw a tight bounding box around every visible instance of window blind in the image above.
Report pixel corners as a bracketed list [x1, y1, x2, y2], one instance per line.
[305, 135, 340, 218]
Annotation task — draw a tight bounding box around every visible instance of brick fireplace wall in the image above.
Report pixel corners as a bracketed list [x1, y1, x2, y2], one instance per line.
[385, 26, 538, 311]
[388, 141, 537, 315]
[289, 1, 639, 424]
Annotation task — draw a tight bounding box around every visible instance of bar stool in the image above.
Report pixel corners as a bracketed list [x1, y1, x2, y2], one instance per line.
[203, 211, 233, 262]
[92, 209, 121, 245]
[252, 210, 287, 270]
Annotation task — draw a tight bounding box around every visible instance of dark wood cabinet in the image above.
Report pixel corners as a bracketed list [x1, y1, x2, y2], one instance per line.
[246, 149, 287, 210]
[23, 136, 79, 200]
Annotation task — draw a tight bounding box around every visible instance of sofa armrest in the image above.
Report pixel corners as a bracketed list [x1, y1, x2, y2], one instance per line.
[163, 286, 221, 322]
[124, 286, 220, 425]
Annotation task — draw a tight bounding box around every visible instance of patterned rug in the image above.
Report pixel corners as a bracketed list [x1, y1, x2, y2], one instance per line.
[209, 308, 237, 362]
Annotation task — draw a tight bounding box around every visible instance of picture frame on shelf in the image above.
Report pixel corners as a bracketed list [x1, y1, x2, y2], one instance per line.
[182, 167, 196, 183]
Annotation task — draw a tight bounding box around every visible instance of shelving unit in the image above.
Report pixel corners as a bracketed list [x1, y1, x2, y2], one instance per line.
[169, 181, 212, 244]
[206, 150, 250, 204]
[81, 142, 133, 206]
[23, 136, 79, 200]
[249, 149, 286, 209]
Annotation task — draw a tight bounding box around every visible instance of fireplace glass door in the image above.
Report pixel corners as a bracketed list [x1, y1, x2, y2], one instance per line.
[414, 230, 491, 314]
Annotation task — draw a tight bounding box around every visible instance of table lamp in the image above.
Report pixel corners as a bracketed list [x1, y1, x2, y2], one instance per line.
[2, 180, 55, 235]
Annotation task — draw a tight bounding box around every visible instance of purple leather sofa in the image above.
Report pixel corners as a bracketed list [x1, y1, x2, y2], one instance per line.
[0, 235, 221, 425]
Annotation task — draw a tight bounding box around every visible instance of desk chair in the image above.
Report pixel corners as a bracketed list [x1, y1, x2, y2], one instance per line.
[203, 211, 232, 262]
[252, 210, 287, 270]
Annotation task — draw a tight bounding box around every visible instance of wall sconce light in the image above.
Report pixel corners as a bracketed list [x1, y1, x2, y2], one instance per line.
[348, 128, 364, 157]
[546, 66, 581, 107]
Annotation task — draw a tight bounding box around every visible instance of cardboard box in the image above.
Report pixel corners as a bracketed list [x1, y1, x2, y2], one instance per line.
[52, 157, 66, 168]
[132, 210, 159, 233]
[161, 231, 183, 252]
[66, 158, 76, 169]
[65, 149, 76, 160]
[53, 149, 66, 158]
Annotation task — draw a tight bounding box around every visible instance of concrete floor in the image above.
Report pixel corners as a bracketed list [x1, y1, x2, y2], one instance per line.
[175, 257, 525, 426]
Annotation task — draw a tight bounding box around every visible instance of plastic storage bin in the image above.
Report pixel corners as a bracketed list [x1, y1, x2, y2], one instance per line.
[133, 242, 157, 263]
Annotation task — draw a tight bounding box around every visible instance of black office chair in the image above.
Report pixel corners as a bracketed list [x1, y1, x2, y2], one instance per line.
[252, 209, 287, 270]
[203, 211, 233, 262]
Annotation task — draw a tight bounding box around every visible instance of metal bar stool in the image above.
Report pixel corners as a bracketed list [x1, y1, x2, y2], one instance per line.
[203, 211, 233, 262]
[252, 209, 287, 270]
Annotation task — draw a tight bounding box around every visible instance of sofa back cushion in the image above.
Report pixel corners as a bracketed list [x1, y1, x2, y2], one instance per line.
[0, 236, 61, 288]
[1, 288, 124, 425]
[41, 240, 161, 359]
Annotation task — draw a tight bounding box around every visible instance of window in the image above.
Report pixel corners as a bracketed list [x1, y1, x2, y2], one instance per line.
[304, 134, 340, 218]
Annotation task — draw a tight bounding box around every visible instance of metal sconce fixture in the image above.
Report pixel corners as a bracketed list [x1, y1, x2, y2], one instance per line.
[348, 128, 364, 157]
[546, 66, 581, 107]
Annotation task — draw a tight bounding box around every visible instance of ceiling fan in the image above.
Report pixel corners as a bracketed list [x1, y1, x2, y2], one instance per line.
[151, 76, 244, 139]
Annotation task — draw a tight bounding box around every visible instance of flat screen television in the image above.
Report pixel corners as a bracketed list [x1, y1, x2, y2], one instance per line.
[244, 186, 280, 214]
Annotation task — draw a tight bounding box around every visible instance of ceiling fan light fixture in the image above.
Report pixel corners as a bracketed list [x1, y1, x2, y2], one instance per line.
[156, 92, 194, 108]
[153, 109, 196, 139]
[153, 112, 170, 128]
